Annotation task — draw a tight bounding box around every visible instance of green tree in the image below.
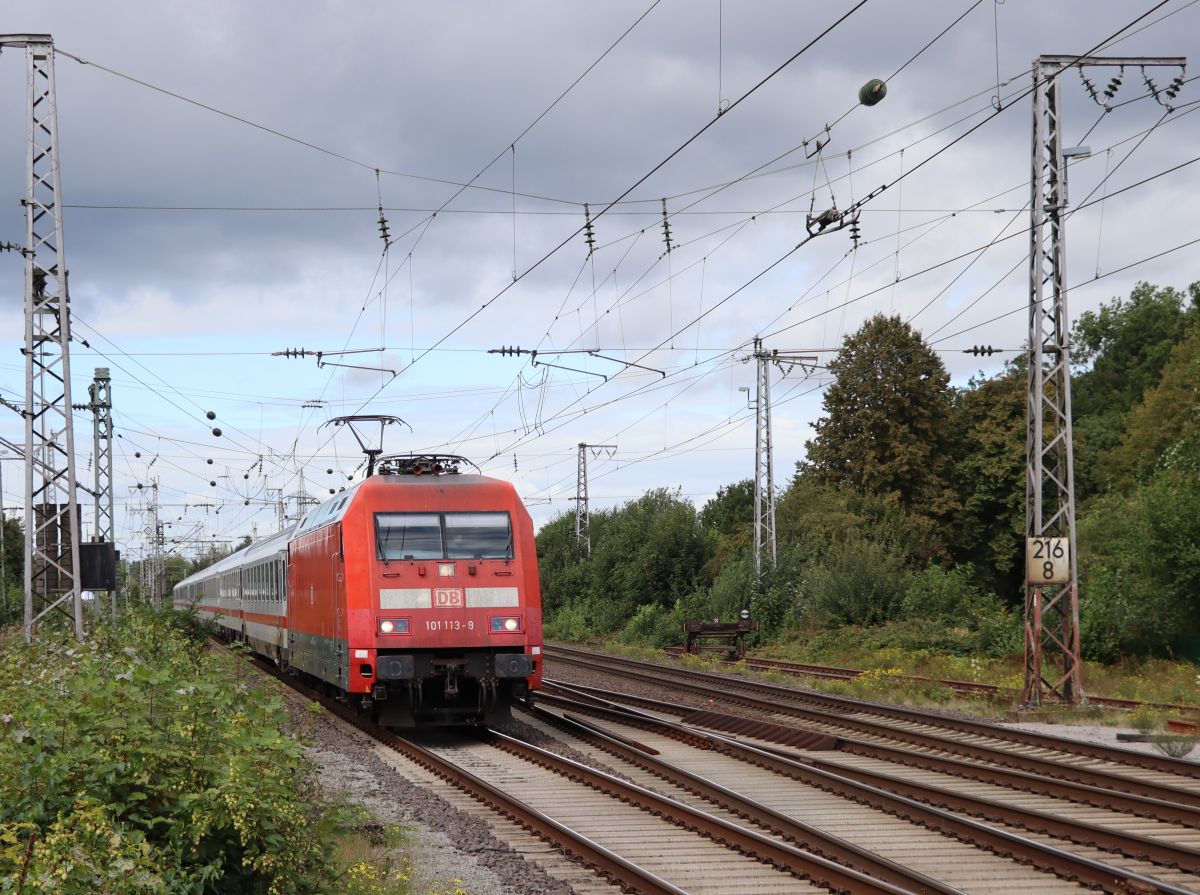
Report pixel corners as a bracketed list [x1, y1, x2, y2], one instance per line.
[0, 516, 21, 626]
[699, 479, 754, 538]
[162, 555, 191, 594]
[588, 489, 715, 623]
[801, 536, 911, 626]
[1099, 324, 1200, 488]
[1071, 281, 1198, 496]
[950, 365, 1026, 599]
[1078, 471, 1200, 660]
[803, 315, 958, 525]
[537, 489, 716, 636]
[534, 511, 588, 617]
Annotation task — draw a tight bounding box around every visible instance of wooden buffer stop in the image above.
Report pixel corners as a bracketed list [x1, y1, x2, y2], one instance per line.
[684, 611, 757, 660]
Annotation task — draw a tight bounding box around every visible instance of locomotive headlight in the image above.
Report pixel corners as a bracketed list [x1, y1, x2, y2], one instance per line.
[378, 618, 410, 635]
[437, 562, 456, 577]
[490, 616, 522, 633]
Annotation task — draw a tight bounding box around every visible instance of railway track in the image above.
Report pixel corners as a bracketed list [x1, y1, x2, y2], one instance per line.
[661, 647, 1200, 717]
[542, 647, 1200, 885]
[234, 646, 958, 893]
[224, 641, 1200, 893]
[525, 687, 1200, 893]
[545, 646, 1200, 793]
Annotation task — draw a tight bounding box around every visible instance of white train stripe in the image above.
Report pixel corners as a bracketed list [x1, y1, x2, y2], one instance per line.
[380, 588, 432, 609]
[465, 586, 520, 607]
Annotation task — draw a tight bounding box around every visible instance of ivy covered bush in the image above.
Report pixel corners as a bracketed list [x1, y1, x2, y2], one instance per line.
[0, 608, 342, 894]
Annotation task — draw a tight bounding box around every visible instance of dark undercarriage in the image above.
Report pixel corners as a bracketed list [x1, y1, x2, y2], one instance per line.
[362, 648, 534, 727]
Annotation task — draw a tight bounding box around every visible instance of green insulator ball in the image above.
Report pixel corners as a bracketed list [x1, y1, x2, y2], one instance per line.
[859, 78, 887, 106]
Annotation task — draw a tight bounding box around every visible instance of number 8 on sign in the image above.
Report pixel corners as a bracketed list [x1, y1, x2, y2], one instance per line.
[1026, 537, 1069, 585]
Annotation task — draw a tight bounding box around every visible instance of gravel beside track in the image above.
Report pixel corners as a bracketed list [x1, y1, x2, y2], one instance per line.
[268, 677, 579, 895]
[1001, 721, 1200, 763]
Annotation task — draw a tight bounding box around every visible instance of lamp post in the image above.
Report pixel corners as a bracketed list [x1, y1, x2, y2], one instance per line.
[1061, 146, 1092, 208]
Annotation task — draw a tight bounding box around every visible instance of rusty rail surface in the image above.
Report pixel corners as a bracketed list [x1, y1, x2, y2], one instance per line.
[662, 646, 1200, 717]
[483, 728, 927, 895]
[534, 690, 1200, 871]
[545, 678, 1200, 828]
[227, 648, 687, 895]
[521, 704, 967, 895]
[548, 645, 1200, 781]
[232, 644, 922, 894]
[533, 687, 1200, 895]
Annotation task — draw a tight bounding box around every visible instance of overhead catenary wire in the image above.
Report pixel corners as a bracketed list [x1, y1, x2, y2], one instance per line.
[27, 1, 1196, 549]
[930, 230, 1200, 347]
[483, 141, 1200, 469]
[56, 103, 1190, 532]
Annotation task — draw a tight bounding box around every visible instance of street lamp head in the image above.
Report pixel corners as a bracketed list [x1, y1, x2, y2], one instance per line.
[1062, 145, 1092, 160]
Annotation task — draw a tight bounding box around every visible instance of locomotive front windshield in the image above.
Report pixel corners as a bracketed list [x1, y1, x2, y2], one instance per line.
[376, 512, 513, 561]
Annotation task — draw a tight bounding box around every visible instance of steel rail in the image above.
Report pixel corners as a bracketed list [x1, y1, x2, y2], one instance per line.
[235, 645, 919, 894]
[663, 647, 1200, 717]
[547, 645, 1200, 783]
[684, 706, 1200, 830]
[481, 728, 926, 895]
[522, 703, 969, 895]
[544, 674, 1200, 828]
[539, 685, 1200, 829]
[533, 688, 1200, 895]
[229, 649, 688, 895]
[533, 693, 1200, 870]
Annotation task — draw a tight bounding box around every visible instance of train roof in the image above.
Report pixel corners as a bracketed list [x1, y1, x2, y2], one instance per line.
[175, 522, 297, 588]
[294, 473, 518, 535]
[174, 471, 523, 590]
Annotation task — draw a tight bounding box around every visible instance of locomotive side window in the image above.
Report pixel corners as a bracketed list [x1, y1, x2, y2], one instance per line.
[376, 513, 443, 560]
[445, 512, 513, 559]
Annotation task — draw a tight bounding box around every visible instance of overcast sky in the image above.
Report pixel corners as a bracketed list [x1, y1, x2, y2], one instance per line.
[1, 1, 1197, 565]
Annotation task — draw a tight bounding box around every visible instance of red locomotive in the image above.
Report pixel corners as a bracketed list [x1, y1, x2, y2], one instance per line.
[174, 455, 543, 726]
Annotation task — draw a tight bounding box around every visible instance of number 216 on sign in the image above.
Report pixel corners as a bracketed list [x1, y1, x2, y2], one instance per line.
[1026, 537, 1069, 584]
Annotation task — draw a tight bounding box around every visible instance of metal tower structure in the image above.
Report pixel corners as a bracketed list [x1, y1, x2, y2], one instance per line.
[1023, 54, 1184, 705]
[88, 367, 115, 613]
[573, 442, 615, 559]
[2, 34, 84, 642]
[750, 339, 817, 579]
[147, 480, 162, 608]
[752, 338, 775, 579]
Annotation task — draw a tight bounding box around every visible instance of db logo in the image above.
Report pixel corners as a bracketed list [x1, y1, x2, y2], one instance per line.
[433, 588, 464, 608]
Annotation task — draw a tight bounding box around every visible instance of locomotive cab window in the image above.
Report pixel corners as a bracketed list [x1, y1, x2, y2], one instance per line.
[376, 513, 442, 560]
[374, 511, 513, 561]
[445, 512, 512, 559]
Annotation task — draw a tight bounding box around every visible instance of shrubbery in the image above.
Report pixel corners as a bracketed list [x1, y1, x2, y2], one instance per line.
[0, 608, 346, 894]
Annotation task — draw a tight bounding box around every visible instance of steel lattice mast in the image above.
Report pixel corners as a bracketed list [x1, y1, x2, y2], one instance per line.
[752, 338, 775, 579]
[1023, 54, 1184, 705]
[573, 442, 615, 559]
[89, 367, 115, 613]
[750, 339, 817, 580]
[2, 34, 84, 642]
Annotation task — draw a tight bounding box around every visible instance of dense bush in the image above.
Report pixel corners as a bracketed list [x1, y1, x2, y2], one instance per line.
[1078, 471, 1200, 661]
[614, 602, 685, 649]
[899, 563, 1001, 624]
[0, 608, 343, 894]
[802, 537, 911, 627]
